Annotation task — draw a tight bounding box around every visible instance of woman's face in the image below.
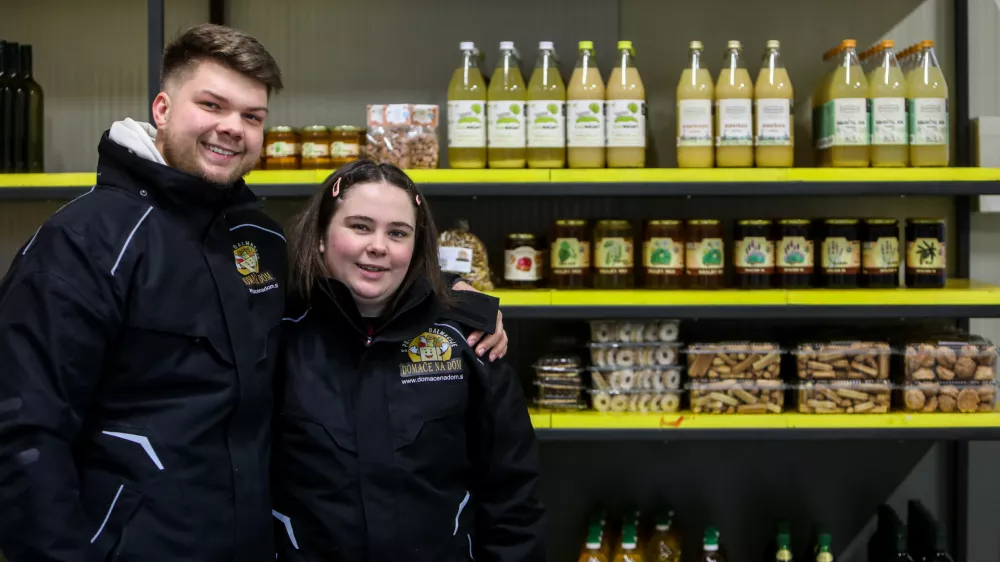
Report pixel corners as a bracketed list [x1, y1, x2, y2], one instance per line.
[320, 181, 417, 316]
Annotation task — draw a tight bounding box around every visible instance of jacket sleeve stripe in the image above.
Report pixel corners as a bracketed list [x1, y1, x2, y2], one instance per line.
[21, 187, 96, 256]
[282, 309, 311, 323]
[434, 323, 466, 344]
[272, 510, 300, 550]
[89, 484, 124, 544]
[102, 431, 164, 470]
[110, 205, 153, 276]
[453, 491, 470, 535]
[229, 223, 287, 242]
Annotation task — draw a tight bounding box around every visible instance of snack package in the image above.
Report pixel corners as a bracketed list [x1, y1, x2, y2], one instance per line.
[589, 342, 681, 368]
[903, 334, 997, 383]
[364, 104, 392, 164]
[439, 220, 494, 291]
[901, 381, 997, 413]
[588, 389, 682, 414]
[533, 355, 585, 410]
[795, 341, 892, 380]
[590, 366, 683, 391]
[589, 319, 681, 343]
[408, 104, 440, 169]
[688, 379, 786, 414]
[797, 380, 892, 414]
[686, 342, 782, 379]
[382, 103, 412, 168]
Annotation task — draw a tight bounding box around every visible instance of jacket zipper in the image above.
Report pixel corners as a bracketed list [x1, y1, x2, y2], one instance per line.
[322, 279, 429, 347]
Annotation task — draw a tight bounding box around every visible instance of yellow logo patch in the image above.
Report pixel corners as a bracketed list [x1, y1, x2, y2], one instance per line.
[400, 328, 464, 379]
[233, 241, 279, 295]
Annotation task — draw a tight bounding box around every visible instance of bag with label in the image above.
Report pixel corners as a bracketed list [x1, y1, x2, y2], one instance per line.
[365, 104, 394, 165]
[439, 220, 494, 291]
[408, 104, 440, 169]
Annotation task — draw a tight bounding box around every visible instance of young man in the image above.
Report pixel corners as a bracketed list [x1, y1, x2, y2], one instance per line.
[0, 24, 506, 562]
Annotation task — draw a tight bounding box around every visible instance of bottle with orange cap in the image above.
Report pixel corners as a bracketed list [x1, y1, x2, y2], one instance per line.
[869, 39, 909, 167]
[813, 42, 843, 166]
[824, 39, 870, 167]
[907, 39, 949, 166]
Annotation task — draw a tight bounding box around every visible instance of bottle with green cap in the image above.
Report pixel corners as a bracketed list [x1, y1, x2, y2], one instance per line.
[580, 527, 609, 562]
[929, 524, 954, 562]
[606, 39, 647, 168]
[816, 533, 834, 562]
[614, 525, 643, 562]
[891, 530, 915, 561]
[567, 40, 606, 168]
[701, 527, 726, 562]
[647, 511, 680, 562]
[775, 530, 793, 561]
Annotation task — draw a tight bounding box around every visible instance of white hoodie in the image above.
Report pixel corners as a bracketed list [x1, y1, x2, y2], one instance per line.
[108, 118, 167, 165]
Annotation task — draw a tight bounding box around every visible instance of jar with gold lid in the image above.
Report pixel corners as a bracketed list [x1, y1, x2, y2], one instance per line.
[504, 233, 544, 288]
[733, 219, 775, 289]
[905, 218, 946, 288]
[264, 126, 299, 170]
[643, 220, 684, 289]
[331, 125, 363, 167]
[685, 219, 725, 289]
[300, 126, 331, 169]
[550, 219, 590, 289]
[594, 220, 634, 289]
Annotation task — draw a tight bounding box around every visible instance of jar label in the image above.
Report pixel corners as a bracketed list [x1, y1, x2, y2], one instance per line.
[755, 98, 792, 146]
[551, 238, 590, 272]
[863, 237, 900, 274]
[605, 100, 646, 148]
[677, 99, 713, 147]
[567, 100, 606, 147]
[686, 238, 724, 275]
[302, 142, 330, 159]
[907, 238, 945, 271]
[438, 246, 474, 274]
[909, 98, 948, 146]
[505, 246, 542, 281]
[821, 237, 861, 273]
[527, 101, 566, 148]
[448, 101, 487, 148]
[596, 237, 634, 274]
[734, 236, 775, 274]
[643, 237, 684, 275]
[716, 98, 753, 147]
[331, 141, 360, 158]
[777, 236, 814, 273]
[871, 97, 907, 145]
[487, 101, 526, 148]
[266, 141, 298, 158]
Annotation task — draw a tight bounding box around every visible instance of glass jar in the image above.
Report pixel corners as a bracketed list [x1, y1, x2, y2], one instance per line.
[733, 219, 775, 289]
[820, 219, 861, 288]
[264, 126, 300, 170]
[685, 219, 725, 289]
[905, 218, 946, 288]
[331, 125, 363, 168]
[642, 220, 684, 289]
[504, 233, 544, 289]
[776, 219, 814, 288]
[593, 220, 634, 289]
[550, 219, 590, 289]
[300, 126, 331, 169]
[862, 219, 900, 288]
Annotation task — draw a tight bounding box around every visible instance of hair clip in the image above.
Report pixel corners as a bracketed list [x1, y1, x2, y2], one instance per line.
[331, 177, 342, 198]
[415, 194, 421, 206]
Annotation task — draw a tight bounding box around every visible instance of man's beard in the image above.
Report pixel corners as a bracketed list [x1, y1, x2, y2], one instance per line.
[160, 129, 254, 189]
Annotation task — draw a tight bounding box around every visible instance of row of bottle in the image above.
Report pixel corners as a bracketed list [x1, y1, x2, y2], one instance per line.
[814, 39, 949, 168]
[447, 40, 646, 170]
[0, 40, 44, 173]
[579, 510, 680, 562]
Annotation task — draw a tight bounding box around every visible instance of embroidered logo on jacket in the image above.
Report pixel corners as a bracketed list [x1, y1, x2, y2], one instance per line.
[399, 328, 464, 380]
[233, 241, 279, 295]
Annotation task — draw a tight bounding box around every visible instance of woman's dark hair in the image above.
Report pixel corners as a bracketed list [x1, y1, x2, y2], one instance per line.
[287, 159, 455, 309]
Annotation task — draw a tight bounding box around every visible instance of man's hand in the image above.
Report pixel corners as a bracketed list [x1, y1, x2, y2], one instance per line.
[453, 280, 508, 362]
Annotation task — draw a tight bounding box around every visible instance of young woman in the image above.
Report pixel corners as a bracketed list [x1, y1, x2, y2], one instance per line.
[271, 160, 544, 562]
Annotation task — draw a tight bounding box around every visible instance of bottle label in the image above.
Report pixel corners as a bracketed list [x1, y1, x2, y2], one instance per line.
[504, 246, 542, 281]
[605, 100, 647, 147]
[301, 142, 330, 159]
[777, 236, 814, 274]
[331, 141, 360, 158]
[822, 237, 861, 274]
[909, 98, 948, 145]
[266, 142, 298, 157]
[677, 99, 713, 147]
[447, 101, 487, 148]
[643, 238, 684, 275]
[829, 98, 870, 146]
[754, 98, 791, 146]
[527, 100, 566, 148]
[567, 100, 606, 147]
[716, 99, 753, 146]
[685, 238, 725, 275]
[438, 246, 474, 274]
[734, 237, 775, 273]
[871, 97, 907, 145]
[551, 238, 590, 271]
[907, 238, 945, 271]
[863, 237, 900, 274]
[487, 101, 526, 148]
[595, 237, 633, 274]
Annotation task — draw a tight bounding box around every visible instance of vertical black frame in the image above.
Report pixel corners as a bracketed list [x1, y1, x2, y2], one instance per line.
[147, 0, 164, 123]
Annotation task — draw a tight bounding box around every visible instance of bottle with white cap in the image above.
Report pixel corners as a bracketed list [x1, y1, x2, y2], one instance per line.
[447, 41, 487, 168]
[715, 40, 754, 167]
[754, 39, 795, 167]
[526, 40, 566, 168]
[487, 40, 527, 168]
[677, 40, 715, 168]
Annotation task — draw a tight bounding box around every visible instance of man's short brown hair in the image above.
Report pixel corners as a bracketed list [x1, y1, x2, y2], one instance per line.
[161, 23, 283, 97]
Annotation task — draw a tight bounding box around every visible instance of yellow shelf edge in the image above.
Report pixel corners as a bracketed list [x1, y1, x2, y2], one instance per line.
[545, 411, 1000, 430]
[0, 173, 98, 188]
[788, 167, 1000, 183]
[407, 169, 550, 183]
[550, 168, 788, 183]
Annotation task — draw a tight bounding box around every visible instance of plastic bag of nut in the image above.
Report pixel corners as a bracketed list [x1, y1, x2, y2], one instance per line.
[589, 389, 682, 414]
[688, 379, 785, 414]
[686, 342, 782, 380]
[797, 380, 891, 414]
[590, 366, 683, 392]
[364, 104, 393, 165]
[903, 334, 997, 383]
[408, 104, 440, 169]
[381, 103, 413, 168]
[795, 341, 892, 380]
[901, 381, 997, 413]
[589, 342, 681, 368]
[439, 219, 494, 291]
[589, 319, 680, 343]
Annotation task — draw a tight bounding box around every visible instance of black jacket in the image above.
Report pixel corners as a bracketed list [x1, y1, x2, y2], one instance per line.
[272, 278, 545, 562]
[0, 133, 286, 562]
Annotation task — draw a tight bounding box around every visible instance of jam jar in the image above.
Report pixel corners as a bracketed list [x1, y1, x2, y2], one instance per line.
[593, 220, 634, 289]
[264, 126, 299, 170]
[331, 125, 363, 167]
[905, 218, 946, 288]
[820, 219, 861, 288]
[776, 219, 814, 288]
[862, 218, 900, 288]
[642, 220, 684, 289]
[300, 125, 332, 169]
[550, 219, 590, 289]
[733, 219, 775, 289]
[685, 219, 725, 289]
[504, 233, 544, 288]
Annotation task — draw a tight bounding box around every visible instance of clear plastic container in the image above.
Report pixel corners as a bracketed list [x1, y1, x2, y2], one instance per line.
[589, 319, 681, 343]
[533, 355, 585, 409]
[688, 379, 785, 414]
[902, 381, 997, 413]
[794, 341, 892, 380]
[686, 342, 782, 379]
[590, 366, 684, 392]
[590, 342, 682, 368]
[589, 389, 682, 413]
[797, 380, 892, 414]
[903, 335, 997, 383]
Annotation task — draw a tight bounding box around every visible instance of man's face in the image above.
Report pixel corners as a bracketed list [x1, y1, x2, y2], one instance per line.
[152, 60, 268, 186]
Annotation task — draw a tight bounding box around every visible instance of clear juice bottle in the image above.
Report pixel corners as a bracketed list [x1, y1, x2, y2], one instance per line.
[869, 40, 908, 166]
[487, 41, 527, 168]
[676, 40, 715, 168]
[581, 529, 610, 562]
[447, 41, 488, 168]
[606, 40, 647, 167]
[527, 41, 567, 168]
[615, 528, 644, 562]
[702, 527, 727, 562]
[907, 39, 949, 166]
[715, 40, 754, 167]
[814, 44, 841, 166]
[647, 512, 681, 562]
[754, 39, 794, 167]
[816, 533, 834, 562]
[775, 531, 793, 562]
[826, 39, 870, 167]
[567, 41, 606, 168]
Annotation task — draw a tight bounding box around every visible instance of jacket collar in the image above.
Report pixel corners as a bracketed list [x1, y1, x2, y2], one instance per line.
[311, 276, 437, 339]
